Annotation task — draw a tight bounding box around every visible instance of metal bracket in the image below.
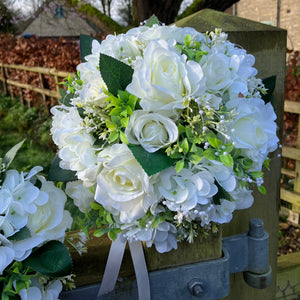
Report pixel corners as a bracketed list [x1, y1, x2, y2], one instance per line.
[60, 218, 272, 300]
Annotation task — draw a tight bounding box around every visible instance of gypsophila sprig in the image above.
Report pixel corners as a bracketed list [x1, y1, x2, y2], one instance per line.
[50, 21, 279, 252]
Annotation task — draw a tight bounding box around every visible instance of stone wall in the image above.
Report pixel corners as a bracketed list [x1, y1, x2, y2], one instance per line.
[227, 0, 300, 50]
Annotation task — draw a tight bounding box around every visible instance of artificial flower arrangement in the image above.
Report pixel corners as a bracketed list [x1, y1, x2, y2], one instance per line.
[49, 16, 279, 298]
[0, 140, 75, 299]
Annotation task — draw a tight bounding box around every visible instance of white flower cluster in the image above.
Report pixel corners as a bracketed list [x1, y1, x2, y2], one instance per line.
[0, 166, 72, 296]
[51, 23, 278, 253]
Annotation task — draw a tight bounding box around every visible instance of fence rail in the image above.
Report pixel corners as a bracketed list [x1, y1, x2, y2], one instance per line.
[281, 100, 300, 225]
[0, 63, 72, 110]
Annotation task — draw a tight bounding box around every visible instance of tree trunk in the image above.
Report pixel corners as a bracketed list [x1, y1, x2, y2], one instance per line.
[132, 0, 184, 25]
[178, 0, 239, 20]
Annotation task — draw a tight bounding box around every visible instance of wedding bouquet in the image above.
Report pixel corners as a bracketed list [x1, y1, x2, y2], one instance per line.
[0, 141, 73, 299]
[51, 15, 279, 258]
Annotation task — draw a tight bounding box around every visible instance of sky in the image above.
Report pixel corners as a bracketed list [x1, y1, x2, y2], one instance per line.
[6, 0, 194, 24]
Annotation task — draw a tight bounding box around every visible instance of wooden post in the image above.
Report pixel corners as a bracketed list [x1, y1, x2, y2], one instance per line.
[0, 63, 7, 95]
[39, 72, 49, 113]
[176, 9, 286, 300]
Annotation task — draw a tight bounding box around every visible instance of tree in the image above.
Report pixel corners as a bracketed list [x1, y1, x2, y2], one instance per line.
[0, 2, 18, 33]
[131, 0, 239, 25]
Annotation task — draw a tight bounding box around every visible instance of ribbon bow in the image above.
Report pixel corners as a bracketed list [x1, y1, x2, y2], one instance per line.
[98, 234, 151, 300]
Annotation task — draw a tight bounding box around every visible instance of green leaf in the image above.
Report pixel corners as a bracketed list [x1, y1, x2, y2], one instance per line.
[180, 138, 189, 154]
[258, 185, 266, 195]
[24, 241, 72, 277]
[94, 227, 109, 238]
[108, 228, 122, 240]
[128, 145, 174, 176]
[213, 182, 232, 205]
[203, 148, 216, 160]
[145, 15, 160, 27]
[120, 117, 129, 128]
[109, 131, 119, 142]
[249, 171, 264, 179]
[90, 202, 102, 210]
[8, 226, 31, 242]
[207, 137, 222, 149]
[106, 213, 114, 224]
[80, 34, 101, 62]
[175, 160, 185, 173]
[3, 139, 25, 169]
[184, 34, 191, 47]
[219, 154, 233, 167]
[99, 53, 134, 96]
[59, 88, 73, 107]
[189, 154, 203, 164]
[262, 76, 276, 103]
[47, 154, 77, 182]
[119, 131, 128, 144]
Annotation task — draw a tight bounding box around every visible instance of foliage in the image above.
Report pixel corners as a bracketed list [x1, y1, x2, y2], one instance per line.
[0, 92, 55, 174]
[0, 2, 17, 33]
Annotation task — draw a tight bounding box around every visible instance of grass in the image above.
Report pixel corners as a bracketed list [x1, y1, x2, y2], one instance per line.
[0, 92, 56, 175]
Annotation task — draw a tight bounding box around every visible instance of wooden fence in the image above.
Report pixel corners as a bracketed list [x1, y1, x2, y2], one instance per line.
[281, 100, 300, 225]
[0, 63, 72, 111]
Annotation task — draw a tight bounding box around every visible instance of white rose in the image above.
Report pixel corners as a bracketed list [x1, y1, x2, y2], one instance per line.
[99, 33, 141, 65]
[126, 39, 205, 118]
[155, 167, 217, 213]
[27, 180, 72, 242]
[127, 24, 205, 45]
[77, 74, 107, 107]
[77, 40, 101, 84]
[66, 180, 94, 213]
[51, 106, 100, 183]
[201, 53, 233, 92]
[125, 110, 178, 153]
[226, 97, 278, 170]
[95, 144, 155, 223]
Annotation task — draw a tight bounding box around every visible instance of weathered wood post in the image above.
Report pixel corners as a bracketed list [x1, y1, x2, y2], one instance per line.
[176, 9, 286, 300]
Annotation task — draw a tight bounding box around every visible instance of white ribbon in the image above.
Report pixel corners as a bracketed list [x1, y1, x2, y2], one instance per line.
[98, 236, 151, 300]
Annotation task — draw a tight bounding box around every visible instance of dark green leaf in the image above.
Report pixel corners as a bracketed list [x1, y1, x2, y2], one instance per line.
[213, 182, 232, 205]
[145, 15, 160, 27]
[80, 34, 101, 62]
[258, 185, 266, 195]
[58, 88, 74, 107]
[24, 241, 72, 277]
[3, 139, 25, 169]
[47, 154, 77, 182]
[99, 53, 134, 96]
[128, 145, 174, 176]
[8, 226, 31, 242]
[261, 76, 276, 103]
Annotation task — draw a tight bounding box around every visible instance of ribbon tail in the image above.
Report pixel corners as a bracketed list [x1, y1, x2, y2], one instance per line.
[129, 241, 151, 300]
[97, 235, 126, 298]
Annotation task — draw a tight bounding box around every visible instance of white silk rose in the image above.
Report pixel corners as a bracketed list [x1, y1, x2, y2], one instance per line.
[201, 53, 233, 93]
[226, 97, 279, 170]
[125, 110, 178, 153]
[95, 144, 155, 224]
[126, 39, 205, 118]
